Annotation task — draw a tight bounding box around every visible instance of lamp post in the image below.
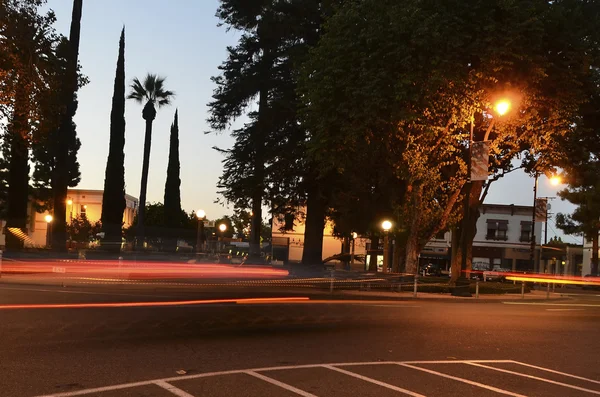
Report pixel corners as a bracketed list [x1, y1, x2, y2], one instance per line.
[196, 209, 206, 254]
[67, 199, 73, 223]
[381, 220, 392, 273]
[218, 223, 227, 253]
[351, 232, 358, 270]
[459, 99, 511, 284]
[45, 214, 53, 248]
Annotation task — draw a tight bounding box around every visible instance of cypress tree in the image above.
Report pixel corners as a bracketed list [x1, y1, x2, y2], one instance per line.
[100, 28, 126, 251]
[163, 110, 182, 252]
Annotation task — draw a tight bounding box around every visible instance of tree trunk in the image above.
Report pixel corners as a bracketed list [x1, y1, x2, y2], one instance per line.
[404, 185, 423, 274]
[5, 85, 29, 251]
[302, 185, 326, 265]
[592, 232, 599, 276]
[450, 226, 461, 284]
[368, 235, 379, 271]
[136, 111, 155, 249]
[392, 236, 402, 273]
[52, 0, 83, 252]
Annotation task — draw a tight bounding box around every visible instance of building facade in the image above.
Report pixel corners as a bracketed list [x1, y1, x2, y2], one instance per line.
[272, 203, 552, 272]
[0, 189, 137, 248]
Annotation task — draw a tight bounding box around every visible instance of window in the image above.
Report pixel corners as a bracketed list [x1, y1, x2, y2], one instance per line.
[486, 219, 508, 240]
[520, 221, 532, 242]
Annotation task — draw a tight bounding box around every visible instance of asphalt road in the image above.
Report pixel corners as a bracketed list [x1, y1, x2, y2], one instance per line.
[1, 283, 599, 397]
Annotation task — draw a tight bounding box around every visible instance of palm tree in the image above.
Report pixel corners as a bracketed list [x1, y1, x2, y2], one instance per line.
[128, 74, 174, 248]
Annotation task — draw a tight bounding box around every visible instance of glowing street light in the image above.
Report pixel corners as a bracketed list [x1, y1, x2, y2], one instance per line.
[494, 99, 511, 116]
[196, 209, 206, 219]
[219, 223, 227, 232]
[381, 220, 392, 232]
[44, 214, 53, 223]
[550, 176, 562, 186]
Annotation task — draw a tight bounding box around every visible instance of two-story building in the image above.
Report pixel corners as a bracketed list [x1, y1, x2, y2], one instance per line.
[272, 203, 547, 272]
[1, 189, 138, 248]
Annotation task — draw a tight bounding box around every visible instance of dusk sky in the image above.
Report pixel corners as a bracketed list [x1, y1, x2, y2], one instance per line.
[47, 0, 578, 243]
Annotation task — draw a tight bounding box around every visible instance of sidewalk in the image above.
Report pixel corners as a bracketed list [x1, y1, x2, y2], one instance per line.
[334, 289, 566, 302]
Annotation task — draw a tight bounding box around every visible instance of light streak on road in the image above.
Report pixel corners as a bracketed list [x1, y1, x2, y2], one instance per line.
[0, 296, 310, 310]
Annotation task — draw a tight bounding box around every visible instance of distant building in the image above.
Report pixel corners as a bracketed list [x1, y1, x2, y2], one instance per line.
[272, 203, 561, 273]
[0, 189, 137, 248]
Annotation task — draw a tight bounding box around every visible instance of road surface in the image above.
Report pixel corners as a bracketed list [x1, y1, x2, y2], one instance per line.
[0, 283, 599, 396]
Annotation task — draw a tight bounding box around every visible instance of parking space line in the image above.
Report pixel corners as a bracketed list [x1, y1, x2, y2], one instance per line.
[245, 371, 318, 397]
[467, 362, 600, 394]
[511, 360, 600, 385]
[398, 363, 527, 397]
[153, 380, 196, 397]
[323, 365, 425, 397]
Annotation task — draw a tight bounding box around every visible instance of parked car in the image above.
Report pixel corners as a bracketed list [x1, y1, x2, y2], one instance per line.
[420, 263, 442, 277]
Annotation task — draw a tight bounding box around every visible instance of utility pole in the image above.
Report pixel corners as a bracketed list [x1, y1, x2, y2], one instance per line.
[530, 172, 539, 272]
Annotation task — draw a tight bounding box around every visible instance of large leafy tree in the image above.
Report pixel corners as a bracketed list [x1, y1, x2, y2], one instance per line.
[127, 74, 174, 248]
[555, 71, 600, 276]
[209, 0, 337, 264]
[100, 28, 126, 251]
[0, 0, 61, 250]
[300, 0, 599, 276]
[163, 110, 184, 252]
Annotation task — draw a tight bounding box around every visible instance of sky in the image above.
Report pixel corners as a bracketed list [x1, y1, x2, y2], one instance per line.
[46, 0, 579, 243]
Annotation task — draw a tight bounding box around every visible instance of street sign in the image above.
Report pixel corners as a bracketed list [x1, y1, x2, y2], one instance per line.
[471, 141, 490, 181]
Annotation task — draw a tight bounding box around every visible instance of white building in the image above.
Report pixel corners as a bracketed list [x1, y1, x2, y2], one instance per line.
[0, 189, 138, 248]
[272, 203, 547, 272]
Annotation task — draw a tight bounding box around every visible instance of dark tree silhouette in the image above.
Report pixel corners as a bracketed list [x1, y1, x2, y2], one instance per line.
[51, 0, 83, 251]
[127, 74, 174, 249]
[163, 109, 183, 251]
[100, 28, 126, 251]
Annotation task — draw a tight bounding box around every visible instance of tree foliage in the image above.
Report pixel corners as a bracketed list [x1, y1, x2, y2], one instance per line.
[300, 0, 600, 273]
[101, 28, 126, 250]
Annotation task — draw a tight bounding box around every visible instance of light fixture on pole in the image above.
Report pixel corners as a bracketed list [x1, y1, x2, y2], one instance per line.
[45, 214, 53, 248]
[218, 223, 227, 253]
[381, 220, 392, 274]
[458, 98, 512, 288]
[196, 209, 206, 254]
[350, 232, 358, 270]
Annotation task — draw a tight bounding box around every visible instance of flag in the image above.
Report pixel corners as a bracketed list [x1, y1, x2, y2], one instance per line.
[470, 141, 490, 181]
[535, 198, 547, 222]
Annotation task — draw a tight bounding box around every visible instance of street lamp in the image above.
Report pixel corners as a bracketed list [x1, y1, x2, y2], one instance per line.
[218, 223, 227, 253]
[381, 220, 392, 273]
[45, 214, 53, 248]
[458, 98, 512, 289]
[550, 176, 562, 186]
[350, 232, 358, 270]
[196, 209, 206, 254]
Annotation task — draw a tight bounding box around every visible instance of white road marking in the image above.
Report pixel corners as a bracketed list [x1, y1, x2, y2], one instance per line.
[323, 365, 425, 397]
[546, 308, 585, 311]
[33, 359, 593, 397]
[245, 371, 318, 397]
[511, 361, 600, 385]
[398, 363, 527, 397]
[153, 380, 196, 397]
[503, 302, 600, 307]
[467, 362, 600, 395]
